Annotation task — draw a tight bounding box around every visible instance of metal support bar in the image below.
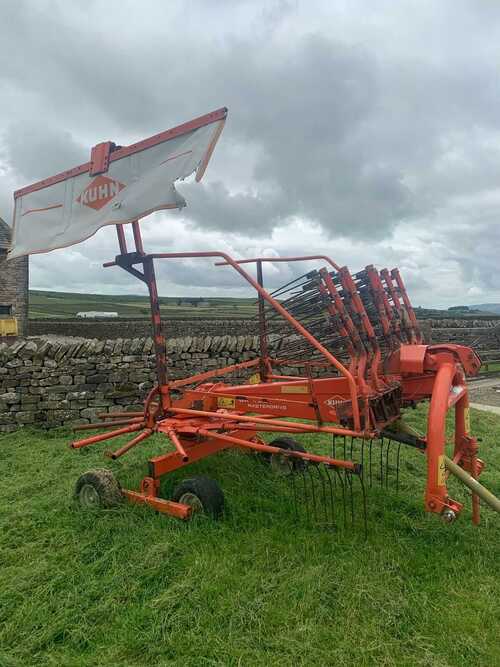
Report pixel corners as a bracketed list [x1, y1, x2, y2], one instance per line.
[169, 406, 369, 438]
[196, 428, 359, 471]
[122, 489, 192, 519]
[167, 429, 189, 462]
[109, 428, 153, 459]
[71, 422, 144, 449]
[445, 456, 500, 514]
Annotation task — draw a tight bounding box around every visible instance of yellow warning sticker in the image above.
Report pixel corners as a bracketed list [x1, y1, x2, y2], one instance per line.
[248, 373, 261, 385]
[281, 385, 308, 394]
[437, 454, 446, 486]
[217, 396, 235, 409]
[464, 407, 471, 433]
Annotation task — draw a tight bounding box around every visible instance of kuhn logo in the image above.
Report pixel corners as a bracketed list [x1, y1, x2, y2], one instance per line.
[76, 175, 125, 211]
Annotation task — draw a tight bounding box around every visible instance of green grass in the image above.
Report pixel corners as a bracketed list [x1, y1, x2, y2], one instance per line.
[480, 361, 500, 374]
[1, 405, 499, 666]
[29, 290, 257, 320]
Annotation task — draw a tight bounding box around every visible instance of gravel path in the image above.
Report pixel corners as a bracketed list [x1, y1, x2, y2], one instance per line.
[468, 378, 500, 408]
[470, 403, 500, 416]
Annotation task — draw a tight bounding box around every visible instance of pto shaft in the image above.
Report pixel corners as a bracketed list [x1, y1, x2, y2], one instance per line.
[445, 456, 500, 515]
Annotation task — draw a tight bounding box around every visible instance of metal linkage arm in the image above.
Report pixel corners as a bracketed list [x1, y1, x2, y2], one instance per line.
[105, 250, 362, 432]
[214, 254, 341, 272]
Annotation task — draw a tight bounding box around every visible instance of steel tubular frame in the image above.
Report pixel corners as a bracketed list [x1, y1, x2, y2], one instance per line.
[70, 223, 498, 526]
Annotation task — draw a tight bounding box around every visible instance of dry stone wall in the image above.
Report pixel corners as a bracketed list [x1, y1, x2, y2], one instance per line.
[29, 317, 500, 343]
[427, 320, 500, 352]
[0, 335, 260, 433]
[3, 318, 500, 433]
[29, 318, 255, 340]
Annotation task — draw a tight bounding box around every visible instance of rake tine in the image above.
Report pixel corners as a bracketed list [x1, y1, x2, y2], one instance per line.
[289, 470, 299, 522]
[358, 471, 368, 539]
[396, 442, 402, 492]
[300, 469, 311, 525]
[385, 439, 391, 489]
[307, 466, 319, 523]
[324, 465, 337, 529]
[334, 468, 347, 529]
[380, 437, 384, 486]
[347, 471, 355, 526]
[332, 436, 337, 489]
[316, 465, 330, 527]
[369, 438, 373, 488]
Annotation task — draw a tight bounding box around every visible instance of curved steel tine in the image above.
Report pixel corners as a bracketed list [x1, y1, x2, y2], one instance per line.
[347, 471, 355, 526]
[349, 436, 354, 459]
[361, 438, 365, 479]
[343, 436, 349, 491]
[324, 465, 337, 529]
[308, 466, 319, 523]
[385, 438, 391, 489]
[380, 437, 384, 486]
[334, 467, 347, 529]
[369, 438, 373, 488]
[332, 436, 337, 489]
[396, 442, 402, 492]
[289, 469, 299, 521]
[357, 470, 369, 539]
[316, 465, 330, 527]
[301, 468, 311, 525]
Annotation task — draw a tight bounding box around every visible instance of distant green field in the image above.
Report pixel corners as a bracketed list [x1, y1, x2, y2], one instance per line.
[30, 290, 500, 322]
[29, 290, 257, 320]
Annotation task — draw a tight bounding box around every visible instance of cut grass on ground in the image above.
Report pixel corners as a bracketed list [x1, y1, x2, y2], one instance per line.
[0, 404, 499, 666]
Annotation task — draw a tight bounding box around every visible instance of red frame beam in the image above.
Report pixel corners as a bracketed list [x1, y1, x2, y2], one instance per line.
[15, 108, 227, 199]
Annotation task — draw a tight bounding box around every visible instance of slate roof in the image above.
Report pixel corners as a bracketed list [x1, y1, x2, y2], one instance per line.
[0, 218, 12, 250]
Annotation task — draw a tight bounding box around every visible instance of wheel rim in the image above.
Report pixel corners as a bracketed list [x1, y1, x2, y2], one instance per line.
[178, 492, 204, 514]
[79, 483, 100, 507]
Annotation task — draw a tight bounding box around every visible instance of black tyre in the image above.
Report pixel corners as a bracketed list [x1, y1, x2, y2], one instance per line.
[74, 469, 122, 509]
[171, 476, 224, 519]
[266, 437, 307, 475]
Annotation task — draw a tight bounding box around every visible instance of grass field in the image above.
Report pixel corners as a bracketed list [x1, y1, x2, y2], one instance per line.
[29, 289, 500, 321]
[29, 290, 257, 320]
[1, 405, 499, 666]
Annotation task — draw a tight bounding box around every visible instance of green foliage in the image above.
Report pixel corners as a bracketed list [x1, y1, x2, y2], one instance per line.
[0, 406, 499, 666]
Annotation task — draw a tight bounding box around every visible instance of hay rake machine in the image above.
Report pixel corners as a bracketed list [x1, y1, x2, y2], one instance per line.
[72, 223, 500, 530]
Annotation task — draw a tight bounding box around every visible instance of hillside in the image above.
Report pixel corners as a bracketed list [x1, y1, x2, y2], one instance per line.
[470, 303, 500, 315]
[29, 290, 500, 321]
[29, 290, 257, 320]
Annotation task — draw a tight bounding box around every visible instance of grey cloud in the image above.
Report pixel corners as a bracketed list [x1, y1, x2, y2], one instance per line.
[3, 123, 87, 183]
[2, 0, 500, 306]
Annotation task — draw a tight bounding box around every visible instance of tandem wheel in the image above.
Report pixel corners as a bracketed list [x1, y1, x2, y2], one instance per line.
[74, 469, 123, 509]
[171, 476, 225, 519]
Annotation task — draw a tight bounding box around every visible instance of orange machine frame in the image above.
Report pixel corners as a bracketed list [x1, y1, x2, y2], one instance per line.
[71, 222, 484, 524]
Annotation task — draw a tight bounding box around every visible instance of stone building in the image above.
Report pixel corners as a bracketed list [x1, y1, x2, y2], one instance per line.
[0, 218, 29, 335]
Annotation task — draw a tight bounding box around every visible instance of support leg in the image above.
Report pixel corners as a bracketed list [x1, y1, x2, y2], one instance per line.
[425, 362, 462, 517]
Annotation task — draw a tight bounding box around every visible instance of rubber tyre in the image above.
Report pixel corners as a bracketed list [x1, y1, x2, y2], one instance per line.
[171, 476, 224, 519]
[74, 469, 122, 509]
[267, 437, 307, 475]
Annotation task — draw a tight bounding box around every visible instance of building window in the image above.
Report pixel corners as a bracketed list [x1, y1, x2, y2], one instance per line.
[0, 304, 12, 316]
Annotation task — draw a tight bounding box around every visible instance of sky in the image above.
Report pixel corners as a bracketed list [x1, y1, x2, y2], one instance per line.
[1, 0, 500, 308]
